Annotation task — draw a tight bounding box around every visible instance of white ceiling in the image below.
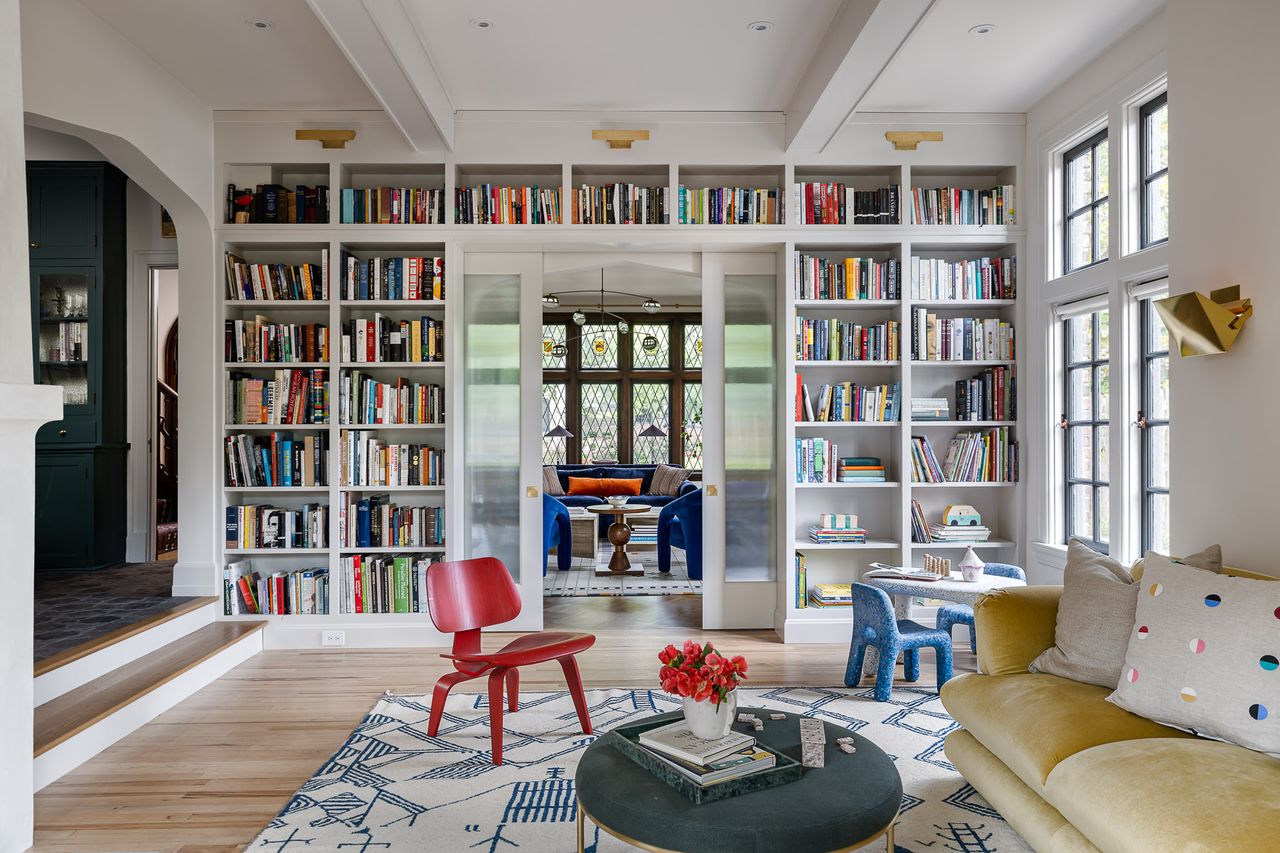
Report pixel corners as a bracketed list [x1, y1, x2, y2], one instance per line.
[859, 0, 1165, 113]
[76, 0, 380, 110]
[545, 263, 701, 304]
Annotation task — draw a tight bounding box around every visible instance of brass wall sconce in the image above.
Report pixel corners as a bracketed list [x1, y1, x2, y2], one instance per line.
[295, 129, 357, 149]
[885, 130, 943, 151]
[591, 129, 650, 149]
[1154, 285, 1253, 356]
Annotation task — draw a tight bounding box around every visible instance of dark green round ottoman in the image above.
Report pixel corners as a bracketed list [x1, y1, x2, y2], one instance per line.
[575, 707, 901, 852]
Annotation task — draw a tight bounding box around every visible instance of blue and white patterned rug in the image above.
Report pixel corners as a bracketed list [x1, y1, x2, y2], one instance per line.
[248, 686, 1029, 852]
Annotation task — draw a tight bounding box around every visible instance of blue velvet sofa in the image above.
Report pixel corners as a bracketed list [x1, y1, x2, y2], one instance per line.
[548, 464, 698, 532]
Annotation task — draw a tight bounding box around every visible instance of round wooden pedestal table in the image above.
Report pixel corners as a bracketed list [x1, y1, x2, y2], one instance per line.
[586, 503, 651, 577]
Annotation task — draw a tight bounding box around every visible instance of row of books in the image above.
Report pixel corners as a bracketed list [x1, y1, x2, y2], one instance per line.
[338, 496, 445, 549]
[910, 256, 1017, 301]
[795, 439, 889, 484]
[795, 317, 900, 362]
[909, 185, 1015, 226]
[226, 369, 330, 425]
[225, 504, 328, 550]
[910, 311, 1014, 362]
[795, 377, 901, 423]
[637, 721, 776, 787]
[225, 319, 329, 364]
[41, 320, 87, 362]
[956, 366, 1016, 421]
[676, 186, 780, 224]
[225, 253, 328, 302]
[340, 316, 443, 364]
[340, 430, 443, 487]
[340, 254, 445, 302]
[338, 373, 444, 425]
[224, 432, 329, 488]
[910, 428, 1018, 483]
[224, 561, 330, 615]
[455, 185, 561, 224]
[571, 183, 669, 224]
[335, 554, 441, 614]
[792, 183, 900, 225]
[339, 187, 446, 224]
[793, 255, 900, 301]
[909, 499, 930, 545]
[794, 552, 808, 608]
[226, 184, 328, 225]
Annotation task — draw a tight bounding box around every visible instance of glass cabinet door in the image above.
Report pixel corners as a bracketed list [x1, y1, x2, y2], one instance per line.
[33, 266, 98, 430]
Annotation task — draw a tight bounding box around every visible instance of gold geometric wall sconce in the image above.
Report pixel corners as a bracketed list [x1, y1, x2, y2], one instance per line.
[1154, 285, 1253, 357]
[295, 129, 357, 149]
[885, 130, 944, 151]
[591, 129, 650, 149]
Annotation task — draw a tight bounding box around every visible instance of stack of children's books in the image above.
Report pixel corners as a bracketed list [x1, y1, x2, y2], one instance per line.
[636, 720, 776, 786]
[808, 513, 868, 544]
[838, 456, 887, 483]
[809, 582, 853, 607]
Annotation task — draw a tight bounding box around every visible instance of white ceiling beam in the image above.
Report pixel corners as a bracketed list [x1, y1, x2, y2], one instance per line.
[305, 0, 454, 151]
[784, 0, 934, 153]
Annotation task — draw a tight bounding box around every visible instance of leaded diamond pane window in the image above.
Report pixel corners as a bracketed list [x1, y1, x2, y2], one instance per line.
[542, 324, 567, 369]
[632, 383, 670, 464]
[542, 382, 567, 465]
[632, 323, 670, 370]
[683, 324, 703, 369]
[683, 382, 703, 470]
[579, 325, 618, 370]
[580, 382, 619, 462]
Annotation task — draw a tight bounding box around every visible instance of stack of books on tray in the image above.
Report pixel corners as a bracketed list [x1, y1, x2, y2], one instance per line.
[839, 456, 886, 483]
[809, 582, 853, 607]
[928, 522, 992, 543]
[637, 720, 776, 787]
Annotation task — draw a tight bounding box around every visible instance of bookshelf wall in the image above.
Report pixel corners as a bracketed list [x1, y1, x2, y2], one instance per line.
[214, 120, 1023, 645]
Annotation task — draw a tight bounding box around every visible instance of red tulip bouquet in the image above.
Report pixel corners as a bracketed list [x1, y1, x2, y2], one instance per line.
[658, 640, 748, 706]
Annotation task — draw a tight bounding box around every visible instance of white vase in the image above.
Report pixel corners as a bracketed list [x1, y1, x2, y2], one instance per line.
[682, 691, 737, 740]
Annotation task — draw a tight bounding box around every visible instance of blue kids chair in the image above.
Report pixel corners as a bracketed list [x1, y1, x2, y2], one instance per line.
[656, 488, 702, 580]
[542, 494, 573, 576]
[844, 582, 953, 701]
[935, 563, 1026, 652]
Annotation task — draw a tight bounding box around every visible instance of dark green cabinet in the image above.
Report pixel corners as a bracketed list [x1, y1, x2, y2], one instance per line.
[29, 163, 128, 569]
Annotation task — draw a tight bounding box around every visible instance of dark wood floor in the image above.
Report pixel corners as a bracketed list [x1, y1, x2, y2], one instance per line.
[544, 593, 702, 629]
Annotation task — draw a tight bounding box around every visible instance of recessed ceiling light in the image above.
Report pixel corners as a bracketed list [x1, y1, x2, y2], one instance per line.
[470, 18, 494, 30]
[747, 21, 774, 33]
[245, 18, 274, 31]
[968, 24, 996, 35]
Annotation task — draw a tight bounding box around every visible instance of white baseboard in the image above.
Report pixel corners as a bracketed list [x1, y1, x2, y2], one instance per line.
[34, 628, 262, 791]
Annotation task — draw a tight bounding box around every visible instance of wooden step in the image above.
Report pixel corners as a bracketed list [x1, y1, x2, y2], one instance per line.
[35, 621, 265, 757]
[35, 596, 220, 676]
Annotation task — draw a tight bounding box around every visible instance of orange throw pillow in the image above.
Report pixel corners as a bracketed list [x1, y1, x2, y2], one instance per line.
[566, 477, 643, 497]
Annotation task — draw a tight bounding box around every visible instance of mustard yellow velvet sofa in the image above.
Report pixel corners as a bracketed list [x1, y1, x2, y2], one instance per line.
[941, 583, 1280, 852]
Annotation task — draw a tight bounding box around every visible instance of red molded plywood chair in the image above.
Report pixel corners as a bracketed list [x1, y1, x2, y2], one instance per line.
[425, 557, 595, 764]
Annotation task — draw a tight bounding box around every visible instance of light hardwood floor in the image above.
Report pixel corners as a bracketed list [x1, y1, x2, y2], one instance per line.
[32, 613, 972, 852]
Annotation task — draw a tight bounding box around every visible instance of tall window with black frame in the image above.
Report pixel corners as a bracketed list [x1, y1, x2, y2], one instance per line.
[1063, 306, 1110, 552]
[1064, 129, 1110, 273]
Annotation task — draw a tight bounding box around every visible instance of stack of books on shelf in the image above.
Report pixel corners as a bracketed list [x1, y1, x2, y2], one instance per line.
[911, 397, 950, 421]
[838, 456, 887, 483]
[339, 496, 445, 548]
[340, 429, 443, 487]
[572, 183, 669, 224]
[335, 554, 441, 614]
[637, 721, 775, 788]
[341, 254, 445, 301]
[911, 256, 1016, 301]
[910, 428, 1018, 483]
[226, 369, 330, 425]
[224, 561, 330, 615]
[225, 504, 328, 550]
[341, 315, 443, 364]
[808, 513, 868, 544]
[911, 311, 1014, 361]
[225, 253, 328, 302]
[224, 432, 329, 487]
[795, 377, 901, 423]
[339, 373, 444, 425]
[225, 318, 329, 364]
[340, 187, 445, 224]
[928, 521, 992, 543]
[809, 582, 853, 608]
[455, 185, 561, 224]
[792, 182, 900, 224]
[956, 366, 1016, 421]
[909, 185, 1015, 225]
[910, 499, 931, 543]
[676, 186, 780, 224]
[226, 184, 329, 224]
[793, 254, 900, 301]
[795, 317, 899, 362]
[41, 321, 87, 363]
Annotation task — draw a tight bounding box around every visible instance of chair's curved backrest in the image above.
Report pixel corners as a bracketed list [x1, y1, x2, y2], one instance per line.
[982, 562, 1026, 582]
[852, 582, 898, 643]
[426, 558, 522, 634]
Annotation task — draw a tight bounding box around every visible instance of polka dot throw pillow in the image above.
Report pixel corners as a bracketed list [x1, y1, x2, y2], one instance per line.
[1107, 553, 1279, 754]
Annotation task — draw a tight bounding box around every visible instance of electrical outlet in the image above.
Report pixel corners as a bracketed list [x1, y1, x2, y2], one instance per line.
[321, 630, 346, 647]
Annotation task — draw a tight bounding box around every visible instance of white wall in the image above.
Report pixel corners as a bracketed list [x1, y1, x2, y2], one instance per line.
[1167, 0, 1279, 575]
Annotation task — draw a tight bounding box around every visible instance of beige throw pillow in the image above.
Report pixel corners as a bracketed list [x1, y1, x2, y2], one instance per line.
[647, 464, 690, 497]
[1131, 544, 1222, 581]
[1107, 554, 1279, 755]
[542, 465, 564, 497]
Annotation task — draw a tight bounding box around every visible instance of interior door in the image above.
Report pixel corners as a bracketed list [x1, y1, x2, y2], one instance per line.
[461, 252, 544, 630]
[701, 252, 782, 629]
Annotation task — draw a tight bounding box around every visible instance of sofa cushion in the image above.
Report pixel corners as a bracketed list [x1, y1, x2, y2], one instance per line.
[941, 672, 1192, 793]
[542, 465, 565, 496]
[647, 464, 691, 496]
[1044, 737, 1280, 853]
[566, 476, 642, 497]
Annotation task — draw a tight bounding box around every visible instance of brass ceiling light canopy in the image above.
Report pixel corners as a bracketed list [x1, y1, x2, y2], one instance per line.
[591, 129, 650, 150]
[885, 130, 944, 151]
[1154, 285, 1253, 357]
[295, 129, 356, 149]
